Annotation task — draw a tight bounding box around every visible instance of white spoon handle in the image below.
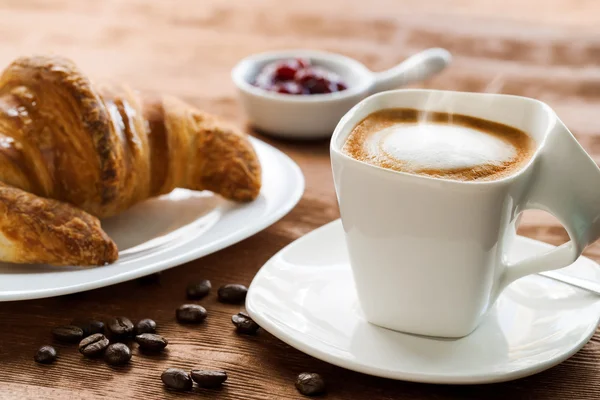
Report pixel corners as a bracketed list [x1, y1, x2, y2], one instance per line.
[539, 271, 600, 296]
[371, 48, 452, 93]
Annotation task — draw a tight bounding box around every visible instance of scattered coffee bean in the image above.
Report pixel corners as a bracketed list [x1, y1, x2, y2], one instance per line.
[107, 317, 134, 340]
[135, 333, 168, 352]
[71, 319, 105, 336]
[295, 372, 326, 396]
[135, 318, 157, 335]
[104, 343, 132, 365]
[52, 325, 84, 343]
[231, 312, 260, 335]
[161, 368, 193, 391]
[186, 280, 212, 299]
[190, 370, 228, 388]
[137, 272, 162, 285]
[34, 345, 57, 364]
[78, 333, 109, 357]
[217, 284, 248, 304]
[176, 304, 207, 323]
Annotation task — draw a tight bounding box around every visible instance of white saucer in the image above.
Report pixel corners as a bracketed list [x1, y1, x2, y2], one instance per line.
[246, 219, 600, 384]
[0, 137, 303, 301]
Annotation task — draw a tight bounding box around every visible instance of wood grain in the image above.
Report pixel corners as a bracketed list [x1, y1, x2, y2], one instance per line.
[0, 0, 599, 398]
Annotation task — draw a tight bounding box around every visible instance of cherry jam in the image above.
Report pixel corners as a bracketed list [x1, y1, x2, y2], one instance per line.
[253, 58, 348, 95]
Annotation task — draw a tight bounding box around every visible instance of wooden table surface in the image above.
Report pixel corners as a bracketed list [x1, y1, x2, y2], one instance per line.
[1, 0, 600, 399]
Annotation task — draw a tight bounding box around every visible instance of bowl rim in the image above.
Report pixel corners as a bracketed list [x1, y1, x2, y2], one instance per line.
[231, 49, 374, 103]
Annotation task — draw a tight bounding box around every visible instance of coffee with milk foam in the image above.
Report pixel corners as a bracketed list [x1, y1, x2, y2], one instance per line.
[343, 109, 535, 181]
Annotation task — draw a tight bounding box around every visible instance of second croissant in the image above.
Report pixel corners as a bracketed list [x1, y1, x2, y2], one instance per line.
[0, 55, 262, 266]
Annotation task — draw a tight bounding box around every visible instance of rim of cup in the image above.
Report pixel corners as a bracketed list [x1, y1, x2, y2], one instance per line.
[330, 89, 556, 186]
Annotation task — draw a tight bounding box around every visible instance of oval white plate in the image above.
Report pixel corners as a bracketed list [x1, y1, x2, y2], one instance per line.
[247, 219, 600, 384]
[0, 137, 304, 301]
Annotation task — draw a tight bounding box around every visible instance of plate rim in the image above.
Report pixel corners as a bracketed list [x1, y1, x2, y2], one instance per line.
[246, 219, 600, 384]
[0, 137, 304, 301]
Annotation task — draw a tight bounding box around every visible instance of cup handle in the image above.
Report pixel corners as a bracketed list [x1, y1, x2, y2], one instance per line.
[497, 119, 600, 293]
[371, 48, 452, 93]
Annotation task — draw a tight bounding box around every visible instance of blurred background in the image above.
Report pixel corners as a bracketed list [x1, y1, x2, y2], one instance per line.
[1, 0, 596, 136]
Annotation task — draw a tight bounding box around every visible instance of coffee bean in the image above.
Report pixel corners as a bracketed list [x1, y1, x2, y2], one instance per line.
[176, 304, 207, 323]
[186, 280, 212, 299]
[71, 319, 105, 337]
[107, 317, 134, 340]
[135, 333, 168, 352]
[295, 372, 326, 396]
[52, 325, 84, 343]
[137, 272, 161, 285]
[190, 370, 228, 388]
[78, 333, 109, 357]
[104, 343, 132, 365]
[135, 318, 156, 335]
[34, 345, 57, 364]
[161, 368, 193, 391]
[231, 312, 260, 335]
[217, 284, 248, 304]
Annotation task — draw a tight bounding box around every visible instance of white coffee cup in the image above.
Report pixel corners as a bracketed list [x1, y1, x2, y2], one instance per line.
[330, 89, 600, 338]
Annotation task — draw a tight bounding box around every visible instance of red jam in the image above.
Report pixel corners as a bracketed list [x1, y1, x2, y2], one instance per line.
[253, 58, 348, 95]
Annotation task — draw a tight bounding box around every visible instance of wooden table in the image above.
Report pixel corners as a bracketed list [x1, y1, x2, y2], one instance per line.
[1, 1, 599, 398]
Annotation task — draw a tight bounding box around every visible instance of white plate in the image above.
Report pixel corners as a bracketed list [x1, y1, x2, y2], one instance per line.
[246, 219, 600, 384]
[0, 138, 304, 301]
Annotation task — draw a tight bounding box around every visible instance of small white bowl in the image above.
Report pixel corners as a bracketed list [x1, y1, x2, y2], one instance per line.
[232, 48, 451, 139]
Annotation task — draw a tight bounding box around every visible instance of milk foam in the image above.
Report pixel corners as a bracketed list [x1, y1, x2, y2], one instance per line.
[366, 123, 516, 170]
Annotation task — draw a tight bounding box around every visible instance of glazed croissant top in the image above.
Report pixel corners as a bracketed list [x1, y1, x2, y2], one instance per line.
[0, 56, 262, 266]
[0, 56, 261, 219]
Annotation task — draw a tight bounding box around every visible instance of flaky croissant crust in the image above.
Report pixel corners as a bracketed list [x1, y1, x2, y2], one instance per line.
[0, 182, 118, 265]
[0, 56, 262, 265]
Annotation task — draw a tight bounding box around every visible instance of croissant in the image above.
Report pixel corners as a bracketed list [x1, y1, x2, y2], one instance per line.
[0, 56, 261, 266]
